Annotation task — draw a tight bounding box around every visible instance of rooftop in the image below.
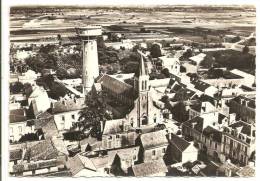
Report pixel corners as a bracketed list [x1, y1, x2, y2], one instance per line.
[140, 130, 168, 150]
[202, 126, 222, 143]
[9, 109, 27, 124]
[97, 74, 133, 97]
[51, 97, 86, 114]
[131, 159, 168, 176]
[102, 119, 126, 135]
[183, 116, 204, 133]
[228, 121, 254, 137]
[236, 165, 255, 177]
[169, 133, 191, 152]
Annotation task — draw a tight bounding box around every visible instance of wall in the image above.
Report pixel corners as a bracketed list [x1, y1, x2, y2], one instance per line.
[54, 110, 81, 131]
[143, 145, 167, 163]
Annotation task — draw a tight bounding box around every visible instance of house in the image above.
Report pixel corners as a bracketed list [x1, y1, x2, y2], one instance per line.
[10, 140, 67, 176]
[101, 119, 137, 150]
[130, 159, 168, 176]
[228, 96, 255, 124]
[66, 154, 110, 177]
[168, 133, 198, 163]
[9, 109, 35, 142]
[109, 146, 140, 175]
[191, 80, 218, 97]
[158, 56, 180, 75]
[188, 101, 216, 120]
[137, 130, 168, 163]
[182, 112, 231, 162]
[222, 121, 255, 166]
[184, 53, 206, 73]
[51, 97, 86, 132]
[18, 69, 40, 85]
[230, 69, 255, 87]
[28, 86, 50, 118]
[34, 112, 59, 139]
[201, 126, 224, 162]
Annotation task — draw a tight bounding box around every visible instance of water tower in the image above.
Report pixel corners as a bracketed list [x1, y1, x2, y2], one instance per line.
[77, 25, 102, 95]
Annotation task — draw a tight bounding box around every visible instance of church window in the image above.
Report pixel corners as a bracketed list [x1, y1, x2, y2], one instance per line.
[145, 80, 147, 90]
[142, 81, 144, 90]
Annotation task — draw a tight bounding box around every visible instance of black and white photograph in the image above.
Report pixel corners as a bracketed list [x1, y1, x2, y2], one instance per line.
[1, 0, 258, 179]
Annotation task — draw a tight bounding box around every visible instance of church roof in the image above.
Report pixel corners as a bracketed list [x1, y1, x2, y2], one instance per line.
[139, 51, 148, 76]
[98, 74, 133, 96]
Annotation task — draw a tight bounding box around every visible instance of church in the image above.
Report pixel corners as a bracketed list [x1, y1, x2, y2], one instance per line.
[94, 52, 163, 129]
[80, 26, 162, 131]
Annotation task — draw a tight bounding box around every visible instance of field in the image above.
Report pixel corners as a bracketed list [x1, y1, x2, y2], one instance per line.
[10, 6, 256, 43]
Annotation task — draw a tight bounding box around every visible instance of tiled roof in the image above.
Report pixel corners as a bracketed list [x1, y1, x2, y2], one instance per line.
[97, 74, 133, 96]
[172, 88, 196, 101]
[109, 146, 140, 160]
[9, 109, 27, 124]
[190, 103, 202, 113]
[236, 165, 255, 177]
[200, 162, 219, 176]
[52, 98, 86, 114]
[232, 96, 255, 109]
[183, 116, 204, 133]
[89, 155, 111, 169]
[66, 154, 85, 176]
[10, 149, 23, 161]
[26, 140, 59, 161]
[192, 80, 211, 92]
[229, 121, 253, 137]
[218, 161, 240, 175]
[169, 134, 190, 152]
[140, 130, 168, 150]
[132, 159, 168, 176]
[202, 126, 222, 143]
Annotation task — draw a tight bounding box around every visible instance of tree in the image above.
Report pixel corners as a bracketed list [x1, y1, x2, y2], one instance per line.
[10, 82, 24, 94]
[171, 102, 189, 123]
[78, 94, 112, 139]
[242, 45, 249, 54]
[150, 44, 162, 58]
[161, 68, 170, 78]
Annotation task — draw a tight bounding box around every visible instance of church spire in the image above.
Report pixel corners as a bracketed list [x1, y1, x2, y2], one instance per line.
[138, 50, 148, 76]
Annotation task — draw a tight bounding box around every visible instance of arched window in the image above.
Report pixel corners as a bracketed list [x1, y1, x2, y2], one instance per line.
[145, 80, 147, 90]
[142, 81, 145, 90]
